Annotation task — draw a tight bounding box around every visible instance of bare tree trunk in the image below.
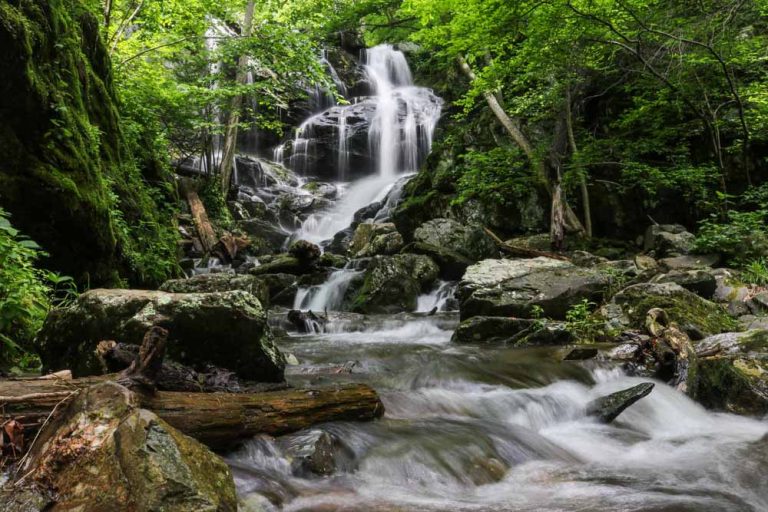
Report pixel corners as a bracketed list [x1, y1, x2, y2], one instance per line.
[220, 0, 256, 193]
[457, 56, 585, 239]
[186, 189, 218, 253]
[565, 87, 592, 237]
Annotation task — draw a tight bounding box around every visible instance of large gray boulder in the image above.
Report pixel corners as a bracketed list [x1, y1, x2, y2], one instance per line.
[2, 382, 237, 511]
[413, 218, 497, 261]
[401, 241, 473, 280]
[601, 282, 737, 336]
[693, 330, 768, 415]
[349, 254, 439, 314]
[349, 223, 404, 257]
[160, 273, 270, 307]
[643, 224, 695, 256]
[457, 258, 609, 320]
[36, 289, 285, 381]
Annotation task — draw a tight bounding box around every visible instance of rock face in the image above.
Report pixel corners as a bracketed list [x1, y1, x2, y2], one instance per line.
[349, 254, 439, 314]
[643, 224, 695, 256]
[693, 330, 768, 415]
[36, 289, 285, 381]
[160, 273, 270, 307]
[413, 218, 497, 261]
[457, 258, 609, 320]
[602, 282, 736, 336]
[6, 382, 237, 512]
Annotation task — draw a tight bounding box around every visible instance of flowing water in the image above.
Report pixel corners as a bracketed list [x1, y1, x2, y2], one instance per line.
[228, 44, 768, 511]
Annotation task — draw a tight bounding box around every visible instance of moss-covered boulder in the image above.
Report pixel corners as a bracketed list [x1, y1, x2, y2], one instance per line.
[457, 258, 610, 320]
[349, 254, 439, 314]
[649, 269, 717, 298]
[36, 289, 285, 381]
[3, 382, 236, 511]
[349, 223, 404, 257]
[692, 330, 768, 415]
[160, 273, 270, 307]
[249, 254, 312, 276]
[401, 241, 473, 280]
[0, 0, 178, 286]
[413, 218, 497, 261]
[602, 282, 737, 336]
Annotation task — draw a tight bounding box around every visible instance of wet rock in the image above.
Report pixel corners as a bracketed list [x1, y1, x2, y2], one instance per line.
[289, 239, 322, 262]
[160, 273, 270, 307]
[349, 223, 404, 257]
[563, 347, 599, 361]
[601, 282, 737, 337]
[318, 252, 349, 268]
[255, 273, 298, 305]
[643, 224, 695, 256]
[282, 430, 354, 477]
[238, 218, 291, 254]
[650, 269, 717, 298]
[6, 382, 237, 511]
[413, 218, 497, 261]
[457, 258, 610, 320]
[693, 330, 768, 415]
[349, 254, 439, 314]
[250, 254, 313, 276]
[301, 181, 338, 199]
[466, 456, 507, 485]
[522, 322, 575, 346]
[352, 201, 383, 227]
[451, 316, 536, 344]
[401, 241, 473, 280]
[36, 289, 285, 381]
[586, 382, 655, 423]
[287, 310, 327, 333]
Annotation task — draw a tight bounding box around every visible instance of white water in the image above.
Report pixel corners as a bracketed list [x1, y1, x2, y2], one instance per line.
[230, 327, 768, 511]
[291, 44, 442, 247]
[417, 281, 458, 312]
[293, 268, 362, 312]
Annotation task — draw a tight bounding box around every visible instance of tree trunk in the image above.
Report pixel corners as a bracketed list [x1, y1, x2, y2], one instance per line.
[457, 56, 585, 237]
[565, 86, 592, 238]
[0, 378, 384, 451]
[220, 0, 256, 193]
[186, 189, 217, 253]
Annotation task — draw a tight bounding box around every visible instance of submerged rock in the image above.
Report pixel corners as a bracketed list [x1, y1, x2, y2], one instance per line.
[282, 430, 355, 477]
[36, 289, 285, 381]
[3, 382, 237, 511]
[457, 258, 609, 320]
[586, 382, 655, 423]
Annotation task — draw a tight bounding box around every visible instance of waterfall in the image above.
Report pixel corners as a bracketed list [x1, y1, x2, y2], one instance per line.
[293, 268, 362, 311]
[291, 44, 442, 246]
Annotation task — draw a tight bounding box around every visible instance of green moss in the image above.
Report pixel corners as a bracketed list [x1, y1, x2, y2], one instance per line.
[0, 0, 179, 287]
[694, 357, 767, 415]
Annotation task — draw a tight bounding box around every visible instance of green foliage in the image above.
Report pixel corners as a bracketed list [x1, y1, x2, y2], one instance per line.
[741, 258, 768, 286]
[0, 210, 53, 371]
[564, 299, 602, 341]
[695, 208, 768, 265]
[452, 146, 534, 207]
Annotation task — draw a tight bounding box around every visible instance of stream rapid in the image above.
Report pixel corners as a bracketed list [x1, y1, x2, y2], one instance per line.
[224, 44, 768, 511]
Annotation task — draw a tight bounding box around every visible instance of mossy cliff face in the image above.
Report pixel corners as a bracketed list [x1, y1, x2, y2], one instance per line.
[0, 0, 177, 286]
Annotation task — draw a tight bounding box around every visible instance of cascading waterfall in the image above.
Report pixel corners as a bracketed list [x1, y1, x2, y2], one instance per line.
[291, 44, 442, 247]
[292, 267, 362, 312]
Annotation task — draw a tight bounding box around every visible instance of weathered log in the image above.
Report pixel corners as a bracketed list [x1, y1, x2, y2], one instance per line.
[0, 378, 383, 451]
[186, 189, 218, 253]
[483, 227, 571, 261]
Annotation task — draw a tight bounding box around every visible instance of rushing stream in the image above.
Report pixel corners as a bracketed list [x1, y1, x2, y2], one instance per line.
[225, 45, 768, 511]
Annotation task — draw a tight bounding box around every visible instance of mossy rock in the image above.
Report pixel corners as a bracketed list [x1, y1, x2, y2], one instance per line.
[36, 289, 285, 381]
[451, 316, 536, 344]
[249, 255, 310, 276]
[606, 282, 738, 336]
[349, 254, 439, 314]
[692, 330, 768, 415]
[4, 382, 237, 511]
[0, 0, 178, 286]
[160, 273, 270, 308]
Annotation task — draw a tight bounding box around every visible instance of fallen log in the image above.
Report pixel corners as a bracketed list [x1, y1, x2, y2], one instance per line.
[483, 227, 571, 261]
[0, 377, 383, 451]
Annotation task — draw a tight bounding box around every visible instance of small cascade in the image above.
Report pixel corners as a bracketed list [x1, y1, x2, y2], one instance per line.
[417, 281, 458, 312]
[293, 267, 362, 312]
[337, 109, 349, 181]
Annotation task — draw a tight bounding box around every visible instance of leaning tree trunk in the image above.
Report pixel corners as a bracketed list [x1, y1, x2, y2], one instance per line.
[219, 0, 256, 193]
[565, 86, 592, 238]
[457, 56, 585, 237]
